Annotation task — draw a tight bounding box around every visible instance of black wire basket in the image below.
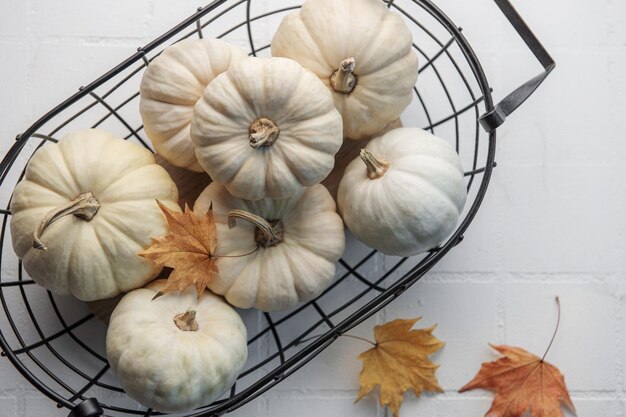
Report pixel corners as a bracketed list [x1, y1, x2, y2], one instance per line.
[0, 1, 554, 416]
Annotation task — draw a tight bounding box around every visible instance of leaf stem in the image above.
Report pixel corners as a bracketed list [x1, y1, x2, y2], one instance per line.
[294, 333, 376, 346]
[541, 296, 561, 362]
[212, 245, 260, 258]
[342, 334, 377, 346]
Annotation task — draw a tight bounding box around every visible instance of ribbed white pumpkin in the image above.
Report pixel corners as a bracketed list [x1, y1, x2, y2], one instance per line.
[140, 38, 245, 171]
[271, 0, 419, 140]
[191, 57, 343, 201]
[10, 129, 179, 301]
[337, 128, 467, 256]
[194, 182, 345, 311]
[106, 280, 248, 413]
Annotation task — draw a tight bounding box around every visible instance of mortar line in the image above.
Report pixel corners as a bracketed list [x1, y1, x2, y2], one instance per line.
[613, 286, 625, 416]
[495, 279, 506, 345]
[24, 0, 36, 125]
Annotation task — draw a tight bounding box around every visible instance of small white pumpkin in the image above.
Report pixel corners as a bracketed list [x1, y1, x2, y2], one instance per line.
[337, 128, 467, 256]
[106, 280, 248, 413]
[271, 0, 419, 140]
[191, 57, 343, 201]
[10, 129, 179, 301]
[140, 38, 246, 172]
[194, 182, 345, 311]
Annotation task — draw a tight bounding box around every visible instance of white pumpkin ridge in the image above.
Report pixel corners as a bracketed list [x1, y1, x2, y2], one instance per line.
[10, 129, 180, 301]
[106, 280, 247, 413]
[194, 182, 345, 311]
[140, 38, 246, 172]
[271, 0, 419, 140]
[337, 127, 467, 257]
[191, 56, 343, 201]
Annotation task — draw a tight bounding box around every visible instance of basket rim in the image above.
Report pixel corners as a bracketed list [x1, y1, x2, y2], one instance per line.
[0, 0, 497, 415]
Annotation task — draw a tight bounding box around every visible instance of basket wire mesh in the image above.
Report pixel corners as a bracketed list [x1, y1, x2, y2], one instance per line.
[0, 0, 553, 416]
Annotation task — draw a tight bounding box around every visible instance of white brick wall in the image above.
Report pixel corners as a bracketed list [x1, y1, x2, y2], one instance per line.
[1, 0, 624, 416]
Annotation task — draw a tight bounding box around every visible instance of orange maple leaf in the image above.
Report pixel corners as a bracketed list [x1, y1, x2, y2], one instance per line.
[139, 201, 218, 299]
[460, 345, 575, 417]
[460, 297, 575, 417]
[459, 345, 576, 417]
[356, 318, 444, 417]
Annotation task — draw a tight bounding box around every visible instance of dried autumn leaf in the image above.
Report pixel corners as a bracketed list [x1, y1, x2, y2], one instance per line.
[356, 318, 444, 417]
[139, 201, 218, 299]
[460, 297, 575, 417]
[459, 344, 575, 417]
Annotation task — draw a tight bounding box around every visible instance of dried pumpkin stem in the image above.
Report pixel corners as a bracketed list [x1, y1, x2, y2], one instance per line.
[227, 209, 284, 248]
[249, 117, 280, 148]
[174, 308, 198, 331]
[330, 57, 357, 94]
[360, 149, 390, 180]
[33, 192, 100, 250]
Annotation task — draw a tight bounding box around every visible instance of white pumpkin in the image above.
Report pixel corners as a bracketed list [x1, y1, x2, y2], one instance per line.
[191, 57, 343, 201]
[337, 128, 467, 256]
[10, 129, 179, 301]
[106, 280, 248, 413]
[271, 0, 419, 140]
[194, 183, 345, 311]
[140, 38, 246, 172]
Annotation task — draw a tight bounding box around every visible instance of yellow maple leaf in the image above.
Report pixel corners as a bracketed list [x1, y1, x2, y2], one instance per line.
[459, 345, 576, 417]
[139, 201, 218, 299]
[356, 318, 444, 417]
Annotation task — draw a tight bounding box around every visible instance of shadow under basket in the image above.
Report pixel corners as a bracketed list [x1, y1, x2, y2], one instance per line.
[0, 0, 554, 416]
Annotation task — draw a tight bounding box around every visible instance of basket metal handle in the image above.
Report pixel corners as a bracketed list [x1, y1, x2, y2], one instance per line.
[478, 0, 556, 133]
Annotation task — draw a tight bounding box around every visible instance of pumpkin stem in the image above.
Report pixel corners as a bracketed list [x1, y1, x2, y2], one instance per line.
[174, 308, 199, 331]
[330, 57, 357, 94]
[33, 192, 100, 250]
[227, 209, 284, 248]
[249, 117, 280, 148]
[360, 149, 390, 179]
